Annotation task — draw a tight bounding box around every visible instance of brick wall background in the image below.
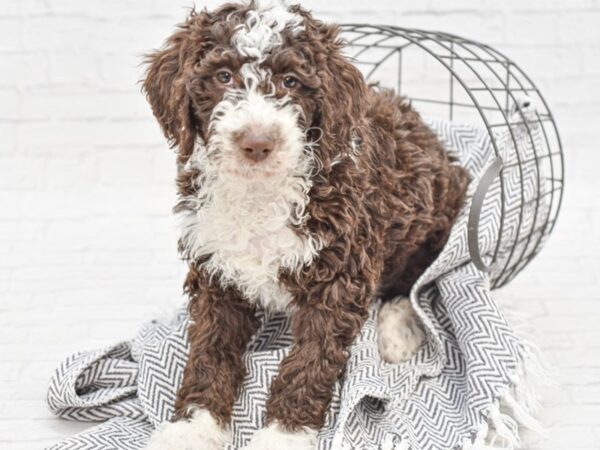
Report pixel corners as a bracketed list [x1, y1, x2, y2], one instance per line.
[1, 0, 599, 448]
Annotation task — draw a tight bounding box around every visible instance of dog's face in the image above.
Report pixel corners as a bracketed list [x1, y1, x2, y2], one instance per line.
[143, 0, 367, 184]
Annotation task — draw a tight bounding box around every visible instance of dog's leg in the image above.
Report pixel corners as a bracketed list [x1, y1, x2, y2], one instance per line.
[146, 269, 259, 450]
[377, 296, 425, 363]
[242, 272, 372, 450]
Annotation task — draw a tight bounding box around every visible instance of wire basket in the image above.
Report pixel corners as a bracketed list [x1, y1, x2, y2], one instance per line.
[340, 24, 565, 289]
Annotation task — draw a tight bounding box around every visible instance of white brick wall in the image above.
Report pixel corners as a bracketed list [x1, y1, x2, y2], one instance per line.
[1, 0, 599, 448]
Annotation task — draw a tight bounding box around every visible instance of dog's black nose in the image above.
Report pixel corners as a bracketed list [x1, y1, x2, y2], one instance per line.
[239, 133, 275, 162]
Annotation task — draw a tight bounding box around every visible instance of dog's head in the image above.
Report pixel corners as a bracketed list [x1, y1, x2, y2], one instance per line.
[143, 0, 366, 183]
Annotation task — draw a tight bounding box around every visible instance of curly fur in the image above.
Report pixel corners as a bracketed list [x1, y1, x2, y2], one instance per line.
[142, 0, 470, 444]
[377, 297, 426, 363]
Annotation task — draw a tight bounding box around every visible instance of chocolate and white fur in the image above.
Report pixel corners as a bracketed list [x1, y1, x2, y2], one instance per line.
[143, 1, 469, 449]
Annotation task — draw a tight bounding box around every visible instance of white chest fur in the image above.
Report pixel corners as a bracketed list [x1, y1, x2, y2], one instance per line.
[178, 174, 322, 311]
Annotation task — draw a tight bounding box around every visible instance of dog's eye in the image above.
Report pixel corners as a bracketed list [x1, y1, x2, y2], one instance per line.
[216, 70, 233, 85]
[282, 75, 298, 89]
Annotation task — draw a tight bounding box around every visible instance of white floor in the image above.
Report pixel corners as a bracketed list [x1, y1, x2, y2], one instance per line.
[1, 178, 599, 450]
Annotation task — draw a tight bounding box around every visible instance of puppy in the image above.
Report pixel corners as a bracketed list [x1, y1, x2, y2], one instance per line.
[143, 1, 469, 449]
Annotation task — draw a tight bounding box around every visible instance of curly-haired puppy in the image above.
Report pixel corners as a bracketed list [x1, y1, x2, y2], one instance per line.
[143, 1, 469, 449]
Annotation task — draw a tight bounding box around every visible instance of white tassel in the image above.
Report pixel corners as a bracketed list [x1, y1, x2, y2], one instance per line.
[381, 434, 394, 450]
[467, 350, 551, 449]
[396, 438, 410, 450]
[501, 393, 546, 437]
[488, 404, 520, 448]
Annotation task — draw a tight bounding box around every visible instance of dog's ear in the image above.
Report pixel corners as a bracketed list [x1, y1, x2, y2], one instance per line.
[142, 13, 205, 162]
[312, 22, 368, 165]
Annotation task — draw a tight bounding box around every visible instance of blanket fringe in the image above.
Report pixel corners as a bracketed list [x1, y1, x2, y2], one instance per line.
[464, 339, 553, 450]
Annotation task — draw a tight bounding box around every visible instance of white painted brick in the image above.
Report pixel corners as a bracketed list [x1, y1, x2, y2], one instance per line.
[538, 385, 574, 407]
[304, 0, 416, 12]
[426, 0, 487, 11]
[546, 349, 600, 369]
[571, 385, 600, 404]
[19, 119, 163, 150]
[0, 326, 29, 345]
[0, 19, 22, 52]
[23, 16, 182, 54]
[0, 156, 45, 189]
[47, 51, 102, 85]
[500, 0, 600, 10]
[20, 87, 151, 121]
[582, 45, 600, 75]
[44, 155, 98, 189]
[544, 300, 600, 316]
[533, 332, 575, 351]
[47, 0, 176, 18]
[531, 426, 599, 448]
[544, 77, 600, 106]
[559, 11, 600, 44]
[558, 368, 600, 387]
[152, 147, 177, 184]
[96, 148, 157, 186]
[540, 405, 600, 426]
[0, 192, 20, 220]
[0, 124, 17, 155]
[0, 52, 51, 85]
[2, 0, 50, 17]
[98, 53, 147, 88]
[26, 323, 93, 345]
[404, 11, 506, 44]
[20, 17, 92, 52]
[502, 45, 585, 80]
[0, 220, 45, 244]
[507, 12, 562, 45]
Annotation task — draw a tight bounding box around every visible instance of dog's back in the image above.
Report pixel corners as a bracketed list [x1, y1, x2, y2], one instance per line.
[364, 88, 470, 299]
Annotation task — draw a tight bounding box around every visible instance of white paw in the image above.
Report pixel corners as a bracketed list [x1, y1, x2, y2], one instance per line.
[377, 297, 425, 363]
[242, 421, 317, 450]
[146, 408, 229, 450]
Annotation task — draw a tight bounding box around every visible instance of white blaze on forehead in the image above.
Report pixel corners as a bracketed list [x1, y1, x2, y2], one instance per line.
[232, 0, 304, 62]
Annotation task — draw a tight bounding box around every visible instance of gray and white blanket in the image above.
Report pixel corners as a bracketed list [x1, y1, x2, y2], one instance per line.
[46, 113, 548, 450]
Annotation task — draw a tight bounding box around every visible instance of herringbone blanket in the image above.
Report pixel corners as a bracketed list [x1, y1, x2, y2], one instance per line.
[46, 113, 548, 450]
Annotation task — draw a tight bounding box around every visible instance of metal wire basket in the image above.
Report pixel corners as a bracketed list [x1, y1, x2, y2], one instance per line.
[340, 24, 565, 289]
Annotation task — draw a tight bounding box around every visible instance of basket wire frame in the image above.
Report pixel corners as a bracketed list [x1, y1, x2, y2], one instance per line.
[340, 24, 565, 289]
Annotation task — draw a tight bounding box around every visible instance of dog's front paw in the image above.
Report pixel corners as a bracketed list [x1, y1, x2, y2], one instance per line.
[377, 297, 425, 363]
[242, 422, 317, 450]
[145, 408, 229, 450]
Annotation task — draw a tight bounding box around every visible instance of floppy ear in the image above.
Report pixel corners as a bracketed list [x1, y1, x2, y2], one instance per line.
[314, 23, 368, 167]
[142, 17, 200, 162]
